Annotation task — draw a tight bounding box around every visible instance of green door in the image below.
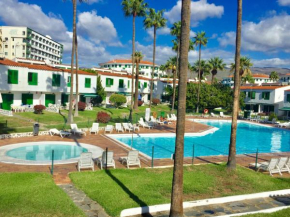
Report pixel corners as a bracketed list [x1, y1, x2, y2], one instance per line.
[61, 94, 69, 106]
[22, 94, 33, 105]
[1, 94, 14, 110]
[45, 94, 55, 107]
[80, 95, 86, 103]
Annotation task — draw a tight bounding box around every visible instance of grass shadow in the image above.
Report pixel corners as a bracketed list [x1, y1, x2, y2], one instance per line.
[0, 122, 16, 134]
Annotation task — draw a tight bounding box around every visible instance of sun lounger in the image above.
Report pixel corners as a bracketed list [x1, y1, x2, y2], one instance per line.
[120, 150, 141, 169]
[128, 123, 139, 131]
[115, 123, 124, 133]
[138, 120, 152, 129]
[280, 157, 290, 173]
[78, 152, 94, 172]
[167, 114, 174, 121]
[210, 112, 218, 118]
[90, 123, 99, 135]
[249, 158, 281, 176]
[275, 122, 290, 128]
[96, 151, 115, 170]
[122, 123, 132, 132]
[105, 125, 114, 133]
[49, 128, 71, 138]
[70, 124, 86, 136]
[171, 114, 177, 121]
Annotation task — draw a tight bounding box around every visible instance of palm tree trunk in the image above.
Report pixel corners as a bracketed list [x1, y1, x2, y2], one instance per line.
[171, 41, 179, 112]
[227, 0, 243, 170]
[134, 62, 139, 110]
[67, 0, 76, 125]
[149, 25, 157, 108]
[211, 72, 214, 85]
[130, 15, 136, 121]
[74, 23, 79, 117]
[196, 44, 202, 113]
[169, 0, 191, 215]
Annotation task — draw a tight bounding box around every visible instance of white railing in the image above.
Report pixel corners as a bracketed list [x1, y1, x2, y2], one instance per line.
[0, 109, 13, 116]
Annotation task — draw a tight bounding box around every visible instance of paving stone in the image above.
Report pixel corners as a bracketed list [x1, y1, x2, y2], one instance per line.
[90, 203, 102, 211]
[184, 210, 202, 216]
[258, 203, 275, 209]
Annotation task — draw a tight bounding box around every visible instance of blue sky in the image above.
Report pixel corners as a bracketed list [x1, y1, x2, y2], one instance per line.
[0, 0, 290, 68]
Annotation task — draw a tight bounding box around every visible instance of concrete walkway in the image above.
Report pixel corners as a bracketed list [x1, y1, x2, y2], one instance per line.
[136, 195, 290, 217]
[59, 184, 109, 217]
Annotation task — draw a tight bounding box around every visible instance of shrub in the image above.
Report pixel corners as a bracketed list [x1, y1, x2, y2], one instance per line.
[152, 98, 160, 105]
[97, 111, 111, 123]
[78, 101, 86, 111]
[268, 112, 277, 121]
[138, 100, 143, 106]
[109, 94, 126, 108]
[34, 105, 46, 114]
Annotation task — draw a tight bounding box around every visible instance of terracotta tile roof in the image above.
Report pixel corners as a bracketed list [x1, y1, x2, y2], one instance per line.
[285, 73, 290, 76]
[0, 58, 96, 76]
[228, 74, 269, 78]
[97, 71, 154, 81]
[102, 59, 155, 65]
[240, 85, 289, 90]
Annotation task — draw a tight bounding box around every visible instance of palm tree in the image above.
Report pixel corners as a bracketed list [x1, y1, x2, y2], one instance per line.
[170, 0, 191, 215]
[74, 26, 79, 117]
[122, 0, 148, 116]
[159, 64, 167, 78]
[208, 57, 226, 84]
[241, 73, 254, 84]
[165, 57, 177, 109]
[270, 71, 279, 82]
[190, 60, 210, 80]
[172, 38, 194, 52]
[133, 51, 144, 109]
[170, 21, 181, 113]
[227, 0, 243, 170]
[144, 8, 166, 107]
[193, 31, 208, 113]
[230, 56, 253, 77]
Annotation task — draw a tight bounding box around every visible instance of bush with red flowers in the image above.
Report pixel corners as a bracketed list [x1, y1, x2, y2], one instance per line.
[78, 101, 86, 111]
[152, 98, 160, 105]
[34, 105, 46, 114]
[97, 111, 111, 123]
[138, 100, 143, 106]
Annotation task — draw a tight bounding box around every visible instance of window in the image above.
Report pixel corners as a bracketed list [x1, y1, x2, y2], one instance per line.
[28, 72, 38, 85]
[8, 70, 18, 84]
[12, 38, 14, 41]
[4, 52, 8, 56]
[67, 76, 71, 87]
[247, 91, 255, 99]
[119, 65, 122, 67]
[119, 79, 124, 88]
[23, 45, 25, 50]
[262, 92, 270, 100]
[22, 31, 25, 35]
[138, 81, 141, 88]
[106, 78, 114, 87]
[127, 80, 130, 88]
[5, 45, 8, 48]
[52, 74, 61, 87]
[22, 53, 25, 57]
[85, 78, 91, 88]
[144, 82, 147, 88]
[287, 94, 290, 103]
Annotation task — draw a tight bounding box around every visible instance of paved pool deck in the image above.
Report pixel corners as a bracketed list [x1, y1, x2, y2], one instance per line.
[0, 118, 289, 184]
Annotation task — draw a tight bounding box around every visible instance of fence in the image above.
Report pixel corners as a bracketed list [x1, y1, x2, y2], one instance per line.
[0, 109, 13, 117]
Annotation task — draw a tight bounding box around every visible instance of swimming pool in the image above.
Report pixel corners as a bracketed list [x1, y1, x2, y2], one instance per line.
[0, 142, 104, 165]
[112, 121, 290, 159]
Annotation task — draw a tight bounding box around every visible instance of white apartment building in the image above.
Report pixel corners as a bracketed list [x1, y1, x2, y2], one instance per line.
[280, 73, 290, 85]
[0, 26, 63, 64]
[99, 59, 165, 79]
[0, 58, 96, 110]
[222, 74, 276, 87]
[280, 90, 290, 118]
[240, 85, 290, 116]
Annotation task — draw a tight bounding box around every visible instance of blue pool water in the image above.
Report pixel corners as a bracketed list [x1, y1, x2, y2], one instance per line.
[114, 121, 290, 159]
[7, 144, 88, 161]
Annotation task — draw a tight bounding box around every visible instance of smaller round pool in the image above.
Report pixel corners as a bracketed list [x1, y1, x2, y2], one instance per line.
[0, 142, 103, 165]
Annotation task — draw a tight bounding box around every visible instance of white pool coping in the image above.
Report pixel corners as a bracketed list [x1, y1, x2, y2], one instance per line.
[120, 189, 290, 217]
[0, 141, 104, 165]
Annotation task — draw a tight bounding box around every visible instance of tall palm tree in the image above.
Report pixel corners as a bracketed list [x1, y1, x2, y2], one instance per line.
[230, 56, 253, 77]
[159, 64, 167, 78]
[170, 21, 181, 112]
[208, 57, 226, 84]
[241, 73, 254, 84]
[74, 26, 79, 117]
[270, 71, 279, 82]
[190, 59, 210, 80]
[193, 31, 208, 113]
[122, 0, 148, 117]
[133, 51, 144, 109]
[170, 0, 191, 215]
[144, 8, 166, 107]
[227, 0, 243, 170]
[165, 57, 177, 109]
[172, 38, 194, 53]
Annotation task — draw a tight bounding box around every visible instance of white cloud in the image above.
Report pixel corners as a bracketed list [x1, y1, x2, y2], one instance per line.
[164, 0, 224, 27]
[146, 26, 171, 39]
[77, 10, 122, 46]
[218, 14, 290, 53]
[278, 0, 290, 6]
[85, 0, 103, 5]
[252, 58, 290, 67]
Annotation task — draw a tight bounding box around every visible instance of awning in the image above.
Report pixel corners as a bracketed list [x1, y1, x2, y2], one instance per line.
[279, 107, 290, 111]
[82, 94, 98, 98]
[119, 92, 131, 96]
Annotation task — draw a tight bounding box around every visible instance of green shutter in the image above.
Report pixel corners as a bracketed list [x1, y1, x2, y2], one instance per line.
[138, 81, 141, 88]
[8, 70, 18, 84]
[106, 78, 110, 87]
[52, 74, 60, 87]
[119, 79, 124, 88]
[110, 78, 114, 85]
[144, 82, 147, 88]
[251, 91, 256, 99]
[67, 76, 71, 87]
[262, 92, 265, 99]
[127, 80, 130, 88]
[265, 92, 270, 100]
[85, 78, 91, 88]
[248, 92, 251, 98]
[28, 72, 37, 85]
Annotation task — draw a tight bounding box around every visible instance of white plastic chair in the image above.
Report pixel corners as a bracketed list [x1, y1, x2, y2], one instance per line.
[122, 123, 132, 132]
[105, 125, 114, 133]
[49, 128, 71, 138]
[255, 158, 281, 176]
[78, 152, 94, 172]
[115, 123, 124, 133]
[70, 124, 86, 136]
[96, 151, 115, 170]
[90, 123, 99, 135]
[120, 150, 141, 169]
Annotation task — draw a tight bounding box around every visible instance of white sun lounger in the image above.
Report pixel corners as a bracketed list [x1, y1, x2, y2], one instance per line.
[138, 120, 151, 129]
[122, 123, 132, 132]
[78, 152, 94, 172]
[128, 123, 139, 131]
[105, 125, 114, 133]
[278, 157, 290, 173]
[90, 123, 99, 135]
[70, 124, 86, 136]
[115, 123, 124, 133]
[211, 112, 218, 118]
[49, 128, 71, 138]
[250, 158, 281, 176]
[96, 151, 115, 170]
[120, 150, 141, 169]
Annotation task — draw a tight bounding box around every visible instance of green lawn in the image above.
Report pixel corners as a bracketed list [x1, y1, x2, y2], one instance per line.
[0, 173, 85, 217]
[246, 208, 290, 217]
[70, 164, 290, 217]
[0, 105, 173, 134]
